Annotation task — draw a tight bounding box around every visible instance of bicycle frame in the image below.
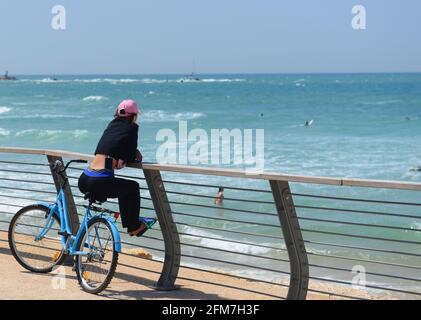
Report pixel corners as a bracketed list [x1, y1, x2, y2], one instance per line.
[36, 187, 122, 256]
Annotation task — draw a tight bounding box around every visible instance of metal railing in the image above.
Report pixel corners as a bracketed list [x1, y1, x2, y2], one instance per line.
[1, 147, 421, 300]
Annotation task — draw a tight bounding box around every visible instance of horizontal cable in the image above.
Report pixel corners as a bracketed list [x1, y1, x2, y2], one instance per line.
[0, 185, 56, 195]
[0, 203, 23, 209]
[307, 251, 421, 272]
[0, 194, 54, 203]
[116, 255, 289, 296]
[3, 193, 421, 261]
[176, 222, 284, 241]
[302, 228, 421, 246]
[168, 200, 277, 217]
[0, 160, 48, 167]
[309, 263, 421, 283]
[0, 211, 15, 216]
[299, 216, 421, 233]
[73, 211, 285, 262]
[166, 189, 274, 205]
[304, 239, 421, 259]
[178, 231, 284, 252]
[309, 276, 421, 297]
[3, 231, 286, 299]
[0, 168, 52, 176]
[172, 210, 281, 228]
[180, 252, 290, 275]
[0, 177, 54, 186]
[1, 228, 286, 293]
[179, 241, 289, 263]
[100, 228, 286, 275]
[306, 288, 366, 300]
[296, 204, 421, 220]
[293, 192, 421, 207]
[0, 195, 282, 242]
[162, 179, 272, 193]
[172, 262, 289, 289]
[75, 212, 284, 261]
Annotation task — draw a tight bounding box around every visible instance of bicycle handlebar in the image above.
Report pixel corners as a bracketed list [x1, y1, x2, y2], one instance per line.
[50, 159, 88, 174]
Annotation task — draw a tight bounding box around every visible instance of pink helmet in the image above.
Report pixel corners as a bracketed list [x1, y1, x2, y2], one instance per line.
[116, 99, 139, 117]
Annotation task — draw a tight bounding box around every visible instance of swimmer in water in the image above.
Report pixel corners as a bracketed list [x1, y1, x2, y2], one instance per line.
[214, 187, 224, 205]
[305, 119, 314, 127]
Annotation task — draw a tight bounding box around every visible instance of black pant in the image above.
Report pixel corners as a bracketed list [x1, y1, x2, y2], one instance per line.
[78, 173, 141, 232]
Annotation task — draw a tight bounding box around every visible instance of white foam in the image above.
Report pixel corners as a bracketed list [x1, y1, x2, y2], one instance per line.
[36, 78, 65, 83]
[18, 77, 246, 84]
[200, 78, 245, 83]
[141, 110, 205, 123]
[362, 100, 401, 106]
[0, 106, 11, 114]
[82, 96, 108, 102]
[0, 128, 11, 136]
[4, 114, 84, 120]
[15, 129, 88, 139]
[181, 225, 274, 255]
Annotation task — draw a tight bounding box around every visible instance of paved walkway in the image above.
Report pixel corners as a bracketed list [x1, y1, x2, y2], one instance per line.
[0, 231, 289, 300]
[0, 230, 384, 300]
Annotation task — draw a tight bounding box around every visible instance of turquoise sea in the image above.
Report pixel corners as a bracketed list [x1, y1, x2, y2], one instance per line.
[1, 73, 421, 297]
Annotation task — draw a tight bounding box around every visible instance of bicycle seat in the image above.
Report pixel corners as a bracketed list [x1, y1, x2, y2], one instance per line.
[84, 192, 107, 204]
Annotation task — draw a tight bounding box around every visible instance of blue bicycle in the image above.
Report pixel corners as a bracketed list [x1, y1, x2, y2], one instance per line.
[8, 159, 124, 294]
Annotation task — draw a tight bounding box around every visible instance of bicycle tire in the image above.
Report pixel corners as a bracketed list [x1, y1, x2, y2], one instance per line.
[75, 216, 119, 294]
[8, 204, 67, 273]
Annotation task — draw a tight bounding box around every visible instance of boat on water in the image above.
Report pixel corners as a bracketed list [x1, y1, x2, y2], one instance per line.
[179, 72, 201, 83]
[179, 61, 202, 83]
[0, 71, 17, 81]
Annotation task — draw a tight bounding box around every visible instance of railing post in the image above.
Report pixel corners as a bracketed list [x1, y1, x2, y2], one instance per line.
[47, 155, 80, 265]
[47, 155, 80, 233]
[143, 168, 181, 291]
[269, 180, 309, 300]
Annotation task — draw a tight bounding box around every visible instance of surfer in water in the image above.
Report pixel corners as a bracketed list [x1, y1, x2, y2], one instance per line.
[305, 119, 314, 127]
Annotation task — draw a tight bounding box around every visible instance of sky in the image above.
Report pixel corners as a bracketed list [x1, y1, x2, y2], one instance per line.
[0, 0, 420, 75]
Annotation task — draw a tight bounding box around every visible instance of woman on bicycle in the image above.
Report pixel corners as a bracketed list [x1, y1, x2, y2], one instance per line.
[78, 99, 155, 237]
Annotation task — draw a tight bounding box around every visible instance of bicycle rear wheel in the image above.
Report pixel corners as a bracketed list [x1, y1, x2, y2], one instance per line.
[8, 204, 66, 273]
[75, 216, 118, 294]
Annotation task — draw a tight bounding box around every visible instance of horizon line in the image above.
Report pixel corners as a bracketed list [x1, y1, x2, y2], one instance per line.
[7, 71, 421, 77]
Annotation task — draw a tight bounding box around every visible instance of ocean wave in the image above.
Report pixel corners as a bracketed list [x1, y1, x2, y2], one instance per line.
[0, 128, 11, 136]
[17, 78, 246, 84]
[361, 100, 401, 106]
[0, 106, 11, 114]
[199, 78, 245, 83]
[82, 96, 108, 102]
[2, 114, 84, 120]
[180, 225, 274, 255]
[141, 110, 205, 122]
[15, 129, 89, 139]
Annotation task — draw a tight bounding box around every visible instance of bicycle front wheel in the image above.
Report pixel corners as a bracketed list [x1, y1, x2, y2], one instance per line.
[8, 204, 66, 273]
[75, 217, 118, 294]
